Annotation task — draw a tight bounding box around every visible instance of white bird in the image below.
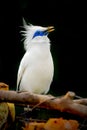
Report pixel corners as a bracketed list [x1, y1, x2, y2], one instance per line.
[16, 21, 54, 94]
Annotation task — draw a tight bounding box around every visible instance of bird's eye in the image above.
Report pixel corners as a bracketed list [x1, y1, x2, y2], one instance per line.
[36, 31, 41, 35]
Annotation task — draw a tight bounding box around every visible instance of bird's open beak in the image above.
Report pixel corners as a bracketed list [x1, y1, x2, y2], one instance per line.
[43, 26, 55, 35]
[47, 26, 55, 33]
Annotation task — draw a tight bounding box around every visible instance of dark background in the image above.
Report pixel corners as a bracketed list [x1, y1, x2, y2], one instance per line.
[0, 1, 87, 97]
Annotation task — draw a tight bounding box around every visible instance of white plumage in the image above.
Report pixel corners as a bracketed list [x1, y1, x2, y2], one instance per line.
[16, 21, 54, 94]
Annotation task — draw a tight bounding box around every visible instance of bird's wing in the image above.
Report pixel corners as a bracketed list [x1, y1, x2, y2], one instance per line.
[17, 51, 30, 91]
[16, 62, 26, 91]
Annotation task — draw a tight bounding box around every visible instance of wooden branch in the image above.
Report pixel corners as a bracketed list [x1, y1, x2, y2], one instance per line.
[0, 90, 87, 118]
[74, 99, 87, 105]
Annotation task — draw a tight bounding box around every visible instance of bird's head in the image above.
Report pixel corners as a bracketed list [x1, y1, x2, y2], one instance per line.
[32, 26, 54, 39]
[21, 20, 54, 51]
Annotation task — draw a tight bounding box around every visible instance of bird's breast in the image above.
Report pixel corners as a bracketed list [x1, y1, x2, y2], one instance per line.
[22, 57, 54, 94]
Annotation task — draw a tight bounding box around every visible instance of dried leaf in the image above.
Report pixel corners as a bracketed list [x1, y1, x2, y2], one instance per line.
[0, 82, 15, 123]
[44, 118, 79, 130]
[23, 122, 45, 130]
[0, 103, 9, 129]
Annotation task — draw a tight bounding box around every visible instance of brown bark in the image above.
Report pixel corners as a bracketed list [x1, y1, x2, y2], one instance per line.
[0, 90, 87, 118]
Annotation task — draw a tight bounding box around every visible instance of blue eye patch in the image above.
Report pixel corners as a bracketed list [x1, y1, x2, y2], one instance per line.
[33, 30, 48, 38]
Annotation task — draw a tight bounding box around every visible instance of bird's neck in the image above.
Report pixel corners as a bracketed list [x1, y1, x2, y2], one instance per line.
[26, 37, 51, 52]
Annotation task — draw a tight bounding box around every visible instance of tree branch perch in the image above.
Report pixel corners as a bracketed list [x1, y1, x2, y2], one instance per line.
[0, 90, 87, 118]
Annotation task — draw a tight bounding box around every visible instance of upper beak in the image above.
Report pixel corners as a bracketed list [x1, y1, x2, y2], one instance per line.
[47, 26, 55, 33]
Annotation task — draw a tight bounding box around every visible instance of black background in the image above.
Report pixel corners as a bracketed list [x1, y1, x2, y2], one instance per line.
[0, 1, 87, 97]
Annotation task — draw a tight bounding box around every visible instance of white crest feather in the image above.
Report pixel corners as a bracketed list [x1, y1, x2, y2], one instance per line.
[21, 18, 33, 51]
